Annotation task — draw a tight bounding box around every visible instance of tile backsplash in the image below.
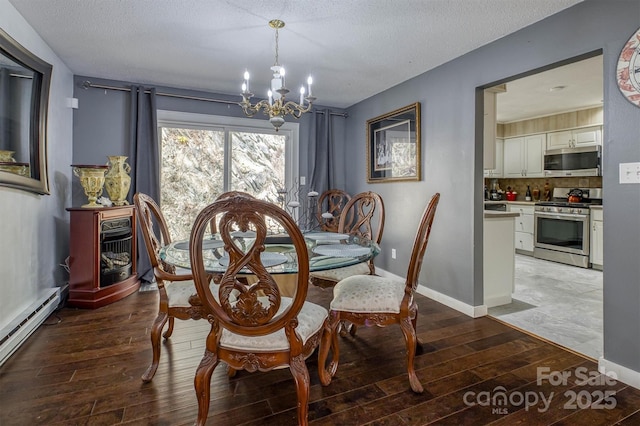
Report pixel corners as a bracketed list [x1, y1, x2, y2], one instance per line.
[484, 176, 602, 201]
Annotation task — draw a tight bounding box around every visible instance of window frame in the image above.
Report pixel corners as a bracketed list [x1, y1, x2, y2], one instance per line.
[156, 110, 299, 199]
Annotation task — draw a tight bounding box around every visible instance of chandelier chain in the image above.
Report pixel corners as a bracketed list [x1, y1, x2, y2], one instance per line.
[274, 27, 279, 66]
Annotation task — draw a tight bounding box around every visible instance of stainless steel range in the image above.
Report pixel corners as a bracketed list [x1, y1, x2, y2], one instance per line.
[533, 187, 602, 268]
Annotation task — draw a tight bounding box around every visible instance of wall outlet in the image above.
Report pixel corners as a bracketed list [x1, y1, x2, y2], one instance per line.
[299, 176, 306, 185]
[391, 248, 397, 259]
[619, 162, 640, 184]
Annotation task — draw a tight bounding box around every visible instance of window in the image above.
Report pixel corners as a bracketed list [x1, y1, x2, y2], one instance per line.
[157, 111, 299, 240]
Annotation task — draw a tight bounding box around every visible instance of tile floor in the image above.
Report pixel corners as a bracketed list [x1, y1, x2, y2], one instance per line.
[488, 254, 603, 360]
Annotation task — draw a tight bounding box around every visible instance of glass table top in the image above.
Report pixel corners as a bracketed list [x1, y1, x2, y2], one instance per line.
[159, 231, 380, 274]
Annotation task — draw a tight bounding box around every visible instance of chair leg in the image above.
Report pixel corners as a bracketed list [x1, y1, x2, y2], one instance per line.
[194, 347, 219, 426]
[400, 316, 424, 393]
[290, 354, 311, 426]
[141, 311, 168, 382]
[412, 305, 424, 354]
[162, 316, 175, 339]
[227, 365, 237, 378]
[318, 312, 341, 386]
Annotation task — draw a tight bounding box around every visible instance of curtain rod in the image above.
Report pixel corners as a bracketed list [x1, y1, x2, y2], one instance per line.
[81, 80, 348, 117]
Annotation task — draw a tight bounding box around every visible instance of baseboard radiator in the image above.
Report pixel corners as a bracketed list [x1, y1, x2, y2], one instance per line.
[0, 288, 60, 367]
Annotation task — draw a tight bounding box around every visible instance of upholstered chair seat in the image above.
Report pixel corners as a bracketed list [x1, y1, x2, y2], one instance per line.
[309, 262, 370, 283]
[219, 297, 327, 352]
[164, 280, 199, 306]
[330, 275, 408, 314]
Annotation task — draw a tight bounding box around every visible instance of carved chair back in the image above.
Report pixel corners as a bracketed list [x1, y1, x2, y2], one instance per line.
[134, 192, 176, 275]
[405, 193, 440, 296]
[338, 191, 385, 245]
[317, 189, 351, 232]
[190, 194, 310, 339]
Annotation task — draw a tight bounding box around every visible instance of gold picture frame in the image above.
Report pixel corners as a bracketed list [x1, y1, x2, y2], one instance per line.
[366, 102, 421, 183]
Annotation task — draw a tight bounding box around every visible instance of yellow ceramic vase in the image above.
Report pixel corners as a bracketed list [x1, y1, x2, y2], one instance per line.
[0, 149, 16, 162]
[105, 155, 132, 206]
[72, 165, 108, 208]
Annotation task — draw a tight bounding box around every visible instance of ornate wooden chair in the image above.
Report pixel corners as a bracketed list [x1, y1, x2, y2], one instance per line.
[134, 192, 205, 383]
[316, 189, 351, 232]
[310, 191, 385, 289]
[189, 194, 332, 426]
[318, 193, 440, 393]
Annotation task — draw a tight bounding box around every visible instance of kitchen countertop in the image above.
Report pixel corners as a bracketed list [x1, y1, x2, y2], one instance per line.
[590, 205, 603, 209]
[484, 200, 536, 206]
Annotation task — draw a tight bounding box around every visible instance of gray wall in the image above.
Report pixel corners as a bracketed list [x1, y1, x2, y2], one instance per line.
[343, 0, 640, 372]
[0, 0, 73, 331]
[71, 75, 347, 206]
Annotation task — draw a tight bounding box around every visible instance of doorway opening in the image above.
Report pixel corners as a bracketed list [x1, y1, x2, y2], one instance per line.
[481, 51, 604, 360]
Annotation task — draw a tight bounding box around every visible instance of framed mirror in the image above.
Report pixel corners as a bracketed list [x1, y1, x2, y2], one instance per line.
[0, 27, 52, 195]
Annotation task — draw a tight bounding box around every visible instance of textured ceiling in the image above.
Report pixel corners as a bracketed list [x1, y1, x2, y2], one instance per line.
[8, 0, 583, 110]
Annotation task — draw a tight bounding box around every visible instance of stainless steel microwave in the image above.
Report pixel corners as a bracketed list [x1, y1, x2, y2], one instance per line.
[543, 145, 601, 177]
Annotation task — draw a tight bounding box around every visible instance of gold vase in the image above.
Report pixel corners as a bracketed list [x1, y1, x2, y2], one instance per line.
[104, 156, 132, 206]
[72, 165, 108, 208]
[0, 150, 16, 162]
[0, 149, 28, 176]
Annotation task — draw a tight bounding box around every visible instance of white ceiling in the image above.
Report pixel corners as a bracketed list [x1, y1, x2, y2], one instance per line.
[495, 54, 603, 123]
[8, 0, 585, 111]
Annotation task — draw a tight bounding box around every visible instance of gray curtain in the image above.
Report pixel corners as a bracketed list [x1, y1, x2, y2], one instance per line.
[309, 109, 335, 193]
[129, 85, 158, 283]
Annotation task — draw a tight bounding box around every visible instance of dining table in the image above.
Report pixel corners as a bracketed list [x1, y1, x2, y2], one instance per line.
[159, 231, 380, 296]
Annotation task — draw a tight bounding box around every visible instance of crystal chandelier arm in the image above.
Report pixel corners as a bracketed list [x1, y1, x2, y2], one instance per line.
[239, 97, 272, 117]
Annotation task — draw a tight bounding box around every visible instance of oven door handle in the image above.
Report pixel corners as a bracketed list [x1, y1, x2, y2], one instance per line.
[535, 211, 588, 220]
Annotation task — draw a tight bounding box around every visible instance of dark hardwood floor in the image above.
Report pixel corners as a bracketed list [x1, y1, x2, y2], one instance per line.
[2, 285, 639, 425]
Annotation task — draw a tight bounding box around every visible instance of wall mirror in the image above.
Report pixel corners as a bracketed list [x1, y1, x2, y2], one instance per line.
[0, 27, 52, 195]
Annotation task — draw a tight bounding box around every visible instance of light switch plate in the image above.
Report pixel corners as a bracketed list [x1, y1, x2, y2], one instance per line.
[619, 162, 640, 184]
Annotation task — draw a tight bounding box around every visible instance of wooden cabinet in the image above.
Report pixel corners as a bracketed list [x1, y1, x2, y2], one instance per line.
[547, 126, 602, 150]
[484, 138, 503, 178]
[509, 204, 535, 254]
[590, 207, 603, 270]
[503, 134, 545, 178]
[67, 206, 140, 308]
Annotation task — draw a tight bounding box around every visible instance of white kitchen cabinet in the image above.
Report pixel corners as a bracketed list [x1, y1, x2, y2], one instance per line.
[483, 91, 497, 170]
[547, 126, 602, 150]
[590, 207, 603, 270]
[503, 134, 545, 178]
[510, 204, 535, 254]
[484, 138, 503, 178]
[483, 212, 517, 308]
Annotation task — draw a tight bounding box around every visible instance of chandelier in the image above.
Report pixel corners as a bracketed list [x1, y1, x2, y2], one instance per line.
[239, 19, 316, 131]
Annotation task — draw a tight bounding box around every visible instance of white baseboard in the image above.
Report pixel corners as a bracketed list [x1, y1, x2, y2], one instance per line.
[375, 268, 487, 318]
[598, 356, 640, 390]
